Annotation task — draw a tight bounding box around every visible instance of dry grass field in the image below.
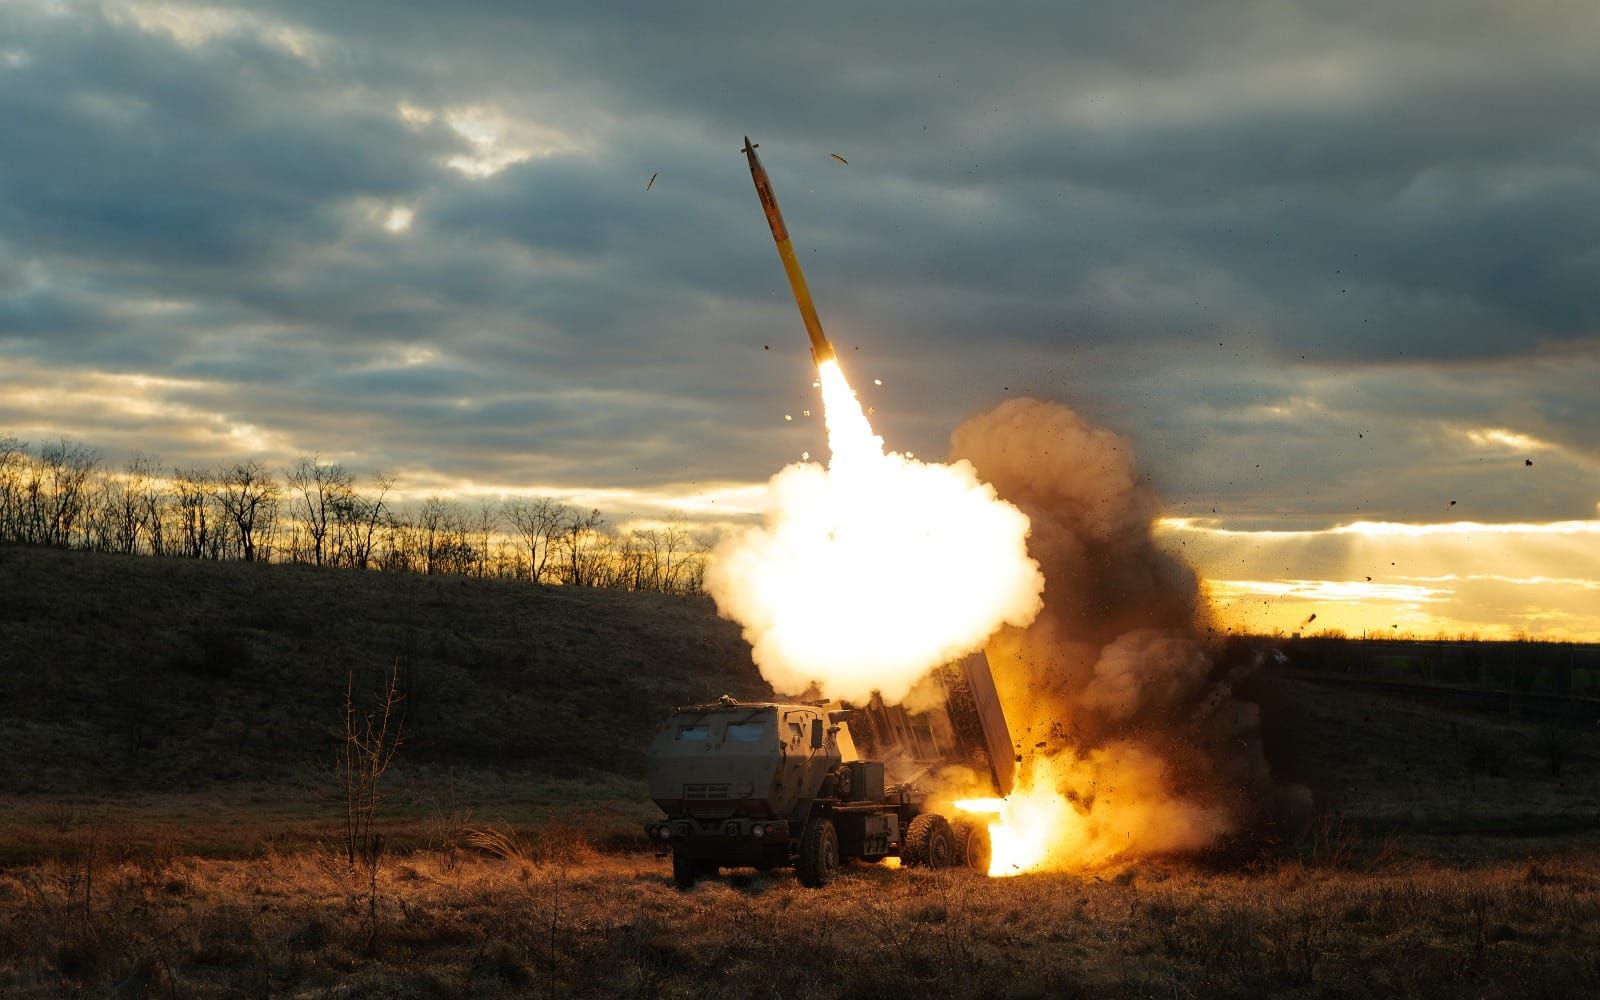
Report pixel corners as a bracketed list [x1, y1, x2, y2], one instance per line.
[4, 546, 1600, 997]
[3, 846, 1599, 998]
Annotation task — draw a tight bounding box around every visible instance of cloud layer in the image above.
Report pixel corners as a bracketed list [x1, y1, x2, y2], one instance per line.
[2, 0, 1596, 542]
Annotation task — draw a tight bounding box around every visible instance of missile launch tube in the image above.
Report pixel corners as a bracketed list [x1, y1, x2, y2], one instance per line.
[742, 137, 837, 365]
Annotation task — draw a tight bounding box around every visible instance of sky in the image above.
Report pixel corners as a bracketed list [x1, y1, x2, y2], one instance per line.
[2, 0, 1598, 638]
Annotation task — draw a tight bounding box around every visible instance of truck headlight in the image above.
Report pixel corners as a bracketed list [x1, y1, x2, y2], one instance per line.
[657, 827, 671, 840]
[753, 825, 766, 838]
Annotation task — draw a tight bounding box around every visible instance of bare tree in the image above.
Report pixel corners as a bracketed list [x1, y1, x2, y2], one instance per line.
[415, 496, 447, 575]
[557, 508, 607, 587]
[658, 517, 694, 593]
[376, 509, 418, 573]
[503, 496, 568, 583]
[332, 665, 406, 945]
[342, 472, 393, 570]
[470, 500, 498, 577]
[91, 455, 158, 554]
[133, 456, 170, 556]
[335, 665, 405, 867]
[287, 455, 355, 567]
[0, 436, 25, 542]
[30, 440, 98, 547]
[173, 468, 215, 558]
[213, 461, 280, 562]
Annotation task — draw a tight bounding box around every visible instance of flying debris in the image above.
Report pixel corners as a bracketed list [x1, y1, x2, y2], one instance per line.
[830, 153, 849, 165]
[645, 172, 657, 191]
[1525, 459, 1534, 467]
[742, 137, 837, 366]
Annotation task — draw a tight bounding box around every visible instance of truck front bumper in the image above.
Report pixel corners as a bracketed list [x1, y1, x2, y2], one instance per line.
[644, 818, 791, 862]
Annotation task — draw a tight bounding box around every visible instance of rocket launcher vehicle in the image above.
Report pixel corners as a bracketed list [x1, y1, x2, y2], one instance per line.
[742, 137, 837, 366]
[644, 650, 1014, 887]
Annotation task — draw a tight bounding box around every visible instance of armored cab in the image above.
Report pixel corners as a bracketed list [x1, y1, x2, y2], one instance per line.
[645, 651, 1013, 888]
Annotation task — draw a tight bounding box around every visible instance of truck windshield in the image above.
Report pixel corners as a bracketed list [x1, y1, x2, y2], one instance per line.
[675, 725, 710, 741]
[724, 722, 768, 743]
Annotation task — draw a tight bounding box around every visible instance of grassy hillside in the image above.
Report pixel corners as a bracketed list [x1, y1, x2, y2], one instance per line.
[5, 547, 1600, 997]
[1246, 671, 1600, 848]
[3, 545, 1597, 859]
[0, 545, 768, 797]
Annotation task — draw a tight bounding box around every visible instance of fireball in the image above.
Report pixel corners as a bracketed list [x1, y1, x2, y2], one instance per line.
[705, 359, 1044, 706]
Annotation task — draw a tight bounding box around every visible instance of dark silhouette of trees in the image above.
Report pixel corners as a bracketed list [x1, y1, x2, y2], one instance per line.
[173, 468, 218, 559]
[557, 508, 608, 587]
[504, 496, 566, 583]
[14, 439, 99, 547]
[287, 455, 349, 567]
[215, 461, 280, 562]
[0, 433, 709, 594]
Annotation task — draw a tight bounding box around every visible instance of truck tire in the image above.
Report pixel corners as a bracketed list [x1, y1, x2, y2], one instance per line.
[671, 850, 702, 889]
[951, 819, 992, 873]
[902, 813, 954, 868]
[797, 818, 840, 887]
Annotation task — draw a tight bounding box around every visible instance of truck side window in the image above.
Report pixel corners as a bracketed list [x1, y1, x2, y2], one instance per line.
[787, 721, 804, 745]
[676, 725, 710, 741]
[724, 722, 768, 743]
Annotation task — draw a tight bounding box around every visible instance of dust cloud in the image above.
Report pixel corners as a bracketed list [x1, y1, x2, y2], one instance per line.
[951, 398, 1299, 867]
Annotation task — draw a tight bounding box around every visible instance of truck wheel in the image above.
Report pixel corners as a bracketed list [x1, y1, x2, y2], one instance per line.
[671, 850, 702, 889]
[797, 818, 839, 887]
[952, 819, 992, 873]
[902, 814, 954, 868]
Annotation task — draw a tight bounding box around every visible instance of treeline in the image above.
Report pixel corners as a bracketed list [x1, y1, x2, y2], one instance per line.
[0, 436, 707, 594]
[1280, 634, 1600, 695]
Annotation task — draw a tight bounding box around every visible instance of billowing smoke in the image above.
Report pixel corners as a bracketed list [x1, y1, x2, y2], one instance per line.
[951, 398, 1291, 869]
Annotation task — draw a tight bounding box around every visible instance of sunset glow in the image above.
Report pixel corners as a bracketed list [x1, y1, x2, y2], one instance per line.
[1164, 517, 1600, 639]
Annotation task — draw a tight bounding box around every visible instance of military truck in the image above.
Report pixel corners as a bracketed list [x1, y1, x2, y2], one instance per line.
[644, 651, 1014, 887]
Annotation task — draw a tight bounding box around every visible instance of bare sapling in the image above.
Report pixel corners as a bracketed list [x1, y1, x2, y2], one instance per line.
[332, 663, 406, 942]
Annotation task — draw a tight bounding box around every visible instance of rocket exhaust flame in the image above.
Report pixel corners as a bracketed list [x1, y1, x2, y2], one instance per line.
[713, 138, 1043, 706]
[706, 358, 1044, 706]
[718, 139, 1279, 876]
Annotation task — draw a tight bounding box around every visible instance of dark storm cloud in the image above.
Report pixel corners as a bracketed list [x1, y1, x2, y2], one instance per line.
[1, 0, 1597, 524]
[0, 20, 454, 273]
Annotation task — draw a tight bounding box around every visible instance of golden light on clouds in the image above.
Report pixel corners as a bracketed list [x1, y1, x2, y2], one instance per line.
[393, 104, 582, 179]
[382, 205, 414, 233]
[0, 361, 296, 458]
[1462, 427, 1553, 453]
[1164, 517, 1600, 639]
[110, 2, 321, 62]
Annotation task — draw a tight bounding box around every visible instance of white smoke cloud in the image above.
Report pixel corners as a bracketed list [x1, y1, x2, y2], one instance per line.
[705, 362, 1045, 704]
